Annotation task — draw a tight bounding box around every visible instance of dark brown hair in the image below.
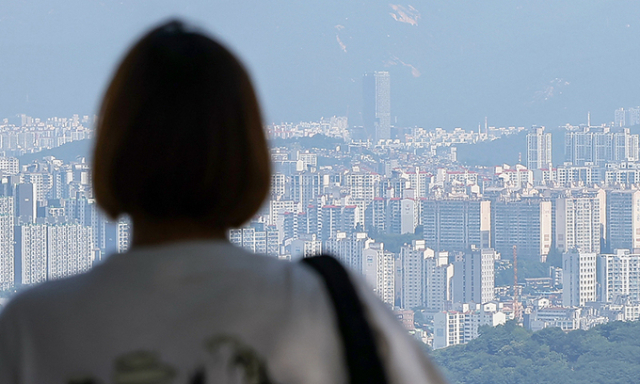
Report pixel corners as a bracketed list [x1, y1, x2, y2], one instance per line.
[93, 20, 270, 229]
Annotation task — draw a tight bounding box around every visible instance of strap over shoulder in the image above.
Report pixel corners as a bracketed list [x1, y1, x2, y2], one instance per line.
[301, 255, 388, 384]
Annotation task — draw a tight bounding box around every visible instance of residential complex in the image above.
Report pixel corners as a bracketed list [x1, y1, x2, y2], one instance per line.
[3, 111, 640, 351]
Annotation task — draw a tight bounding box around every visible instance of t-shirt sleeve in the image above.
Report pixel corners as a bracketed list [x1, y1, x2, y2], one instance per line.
[348, 272, 448, 384]
[0, 304, 22, 384]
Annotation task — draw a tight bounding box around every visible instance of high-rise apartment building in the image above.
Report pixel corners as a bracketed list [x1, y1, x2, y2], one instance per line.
[421, 198, 491, 252]
[606, 189, 640, 253]
[629, 107, 640, 127]
[363, 71, 391, 142]
[562, 250, 597, 307]
[0, 157, 19, 175]
[598, 249, 640, 303]
[526, 126, 552, 170]
[344, 171, 379, 204]
[452, 248, 496, 304]
[323, 231, 372, 274]
[47, 224, 94, 281]
[16, 183, 35, 224]
[387, 198, 417, 235]
[365, 197, 386, 233]
[555, 189, 605, 254]
[564, 126, 639, 166]
[603, 162, 640, 185]
[493, 198, 552, 261]
[615, 107, 626, 127]
[433, 303, 507, 350]
[289, 172, 321, 208]
[289, 234, 322, 261]
[613, 129, 639, 162]
[399, 240, 429, 309]
[405, 167, 432, 198]
[424, 250, 454, 311]
[0, 197, 14, 290]
[229, 223, 279, 257]
[270, 173, 286, 199]
[14, 224, 47, 286]
[116, 218, 130, 254]
[362, 242, 395, 306]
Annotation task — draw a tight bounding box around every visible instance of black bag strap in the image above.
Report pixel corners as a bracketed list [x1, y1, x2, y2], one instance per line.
[301, 255, 389, 384]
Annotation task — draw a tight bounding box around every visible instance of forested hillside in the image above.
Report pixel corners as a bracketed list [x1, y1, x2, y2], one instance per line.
[431, 320, 640, 384]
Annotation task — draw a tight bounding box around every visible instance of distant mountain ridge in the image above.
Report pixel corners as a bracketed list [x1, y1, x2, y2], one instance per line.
[18, 139, 92, 165]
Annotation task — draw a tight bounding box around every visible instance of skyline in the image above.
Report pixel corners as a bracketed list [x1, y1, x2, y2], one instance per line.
[2, 1, 640, 129]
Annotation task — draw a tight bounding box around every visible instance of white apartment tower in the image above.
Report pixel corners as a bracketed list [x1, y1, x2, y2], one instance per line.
[344, 172, 379, 204]
[363, 242, 395, 306]
[564, 126, 639, 166]
[400, 240, 428, 309]
[289, 234, 322, 261]
[47, 224, 94, 281]
[14, 224, 47, 286]
[598, 249, 640, 302]
[0, 197, 14, 290]
[555, 190, 605, 254]
[562, 250, 597, 307]
[527, 126, 552, 171]
[433, 303, 507, 350]
[452, 248, 496, 304]
[116, 218, 131, 254]
[424, 250, 454, 311]
[615, 107, 626, 127]
[324, 231, 373, 274]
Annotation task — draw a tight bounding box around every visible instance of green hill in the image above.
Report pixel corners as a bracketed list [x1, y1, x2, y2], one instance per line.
[431, 320, 640, 384]
[19, 139, 93, 164]
[455, 128, 565, 167]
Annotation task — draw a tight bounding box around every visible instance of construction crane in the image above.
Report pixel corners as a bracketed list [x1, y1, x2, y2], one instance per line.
[513, 245, 520, 321]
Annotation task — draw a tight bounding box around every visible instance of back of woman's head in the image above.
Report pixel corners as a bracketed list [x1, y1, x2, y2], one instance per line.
[93, 20, 270, 230]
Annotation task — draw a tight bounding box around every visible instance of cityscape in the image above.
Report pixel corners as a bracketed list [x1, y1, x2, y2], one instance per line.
[1, 72, 640, 357]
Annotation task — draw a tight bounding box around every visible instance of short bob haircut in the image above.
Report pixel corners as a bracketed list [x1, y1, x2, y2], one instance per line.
[93, 20, 270, 230]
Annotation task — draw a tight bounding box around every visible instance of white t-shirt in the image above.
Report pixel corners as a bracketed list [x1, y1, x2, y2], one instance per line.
[0, 241, 444, 384]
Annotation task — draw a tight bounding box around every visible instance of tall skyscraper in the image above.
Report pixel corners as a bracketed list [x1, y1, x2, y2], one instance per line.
[526, 126, 552, 170]
[363, 71, 391, 142]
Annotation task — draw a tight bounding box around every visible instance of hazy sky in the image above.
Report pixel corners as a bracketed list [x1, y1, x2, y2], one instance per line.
[1, 1, 639, 129]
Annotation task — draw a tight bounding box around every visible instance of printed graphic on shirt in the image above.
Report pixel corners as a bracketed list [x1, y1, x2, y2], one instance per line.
[67, 334, 273, 384]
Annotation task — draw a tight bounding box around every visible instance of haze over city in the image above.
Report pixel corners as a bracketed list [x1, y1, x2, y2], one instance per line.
[1, 0, 640, 128]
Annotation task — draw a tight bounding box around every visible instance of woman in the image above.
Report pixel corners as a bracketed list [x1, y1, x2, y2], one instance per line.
[0, 20, 445, 384]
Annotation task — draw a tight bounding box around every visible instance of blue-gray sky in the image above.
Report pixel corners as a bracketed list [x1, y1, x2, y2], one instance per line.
[1, 1, 639, 129]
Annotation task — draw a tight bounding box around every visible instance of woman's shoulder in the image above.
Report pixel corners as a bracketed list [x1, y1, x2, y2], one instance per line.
[2, 242, 329, 320]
